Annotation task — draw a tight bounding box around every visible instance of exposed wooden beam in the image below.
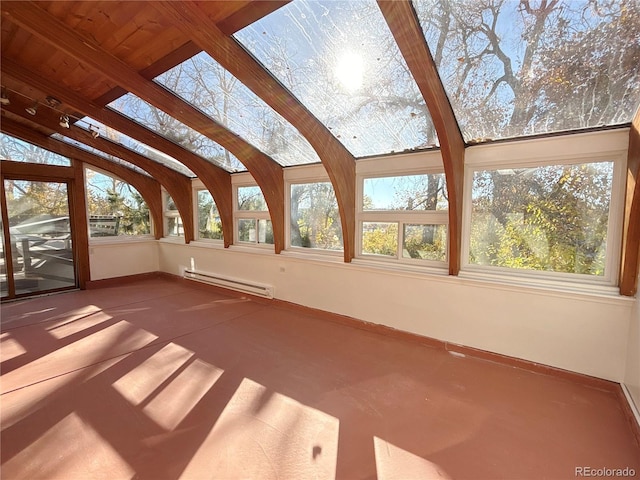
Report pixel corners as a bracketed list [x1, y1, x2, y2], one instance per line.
[2, 95, 195, 243]
[93, 41, 201, 107]
[0, 118, 164, 240]
[0, 178, 16, 297]
[1, 57, 234, 246]
[216, 1, 291, 35]
[620, 109, 640, 296]
[154, 0, 356, 262]
[1, 1, 284, 253]
[72, 160, 91, 288]
[378, 0, 465, 275]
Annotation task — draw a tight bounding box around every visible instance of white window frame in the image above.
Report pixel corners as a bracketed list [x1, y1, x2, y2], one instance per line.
[285, 164, 343, 256]
[355, 151, 449, 269]
[192, 179, 224, 244]
[460, 128, 628, 289]
[84, 165, 154, 243]
[232, 173, 273, 248]
[162, 189, 183, 238]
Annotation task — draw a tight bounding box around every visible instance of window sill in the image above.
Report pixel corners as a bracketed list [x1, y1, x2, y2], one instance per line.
[280, 248, 344, 263]
[228, 244, 276, 255]
[458, 269, 626, 300]
[158, 236, 186, 245]
[89, 235, 156, 246]
[351, 257, 449, 276]
[188, 240, 225, 250]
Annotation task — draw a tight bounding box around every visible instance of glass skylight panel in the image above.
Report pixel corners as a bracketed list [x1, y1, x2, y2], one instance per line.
[0, 133, 70, 166]
[235, 0, 438, 158]
[412, 0, 640, 142]
[51, 133, 150, 177]
[107, 93, 245, 172]
[78, 117, 195, 177]
[155, 52, 321, 167]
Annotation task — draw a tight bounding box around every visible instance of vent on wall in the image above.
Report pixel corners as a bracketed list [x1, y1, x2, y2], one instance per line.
[183, 269, 274, 299]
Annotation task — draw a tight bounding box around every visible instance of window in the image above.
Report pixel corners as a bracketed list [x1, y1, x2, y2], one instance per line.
[196, 189, 223, 241]
[358, 170, 448, 265]
[163, 191, 183, 237]
[289, 182, 342, 251]
[467, 161, 614, 278]
[460, 130, 628, 287]
[1, 133, 70, 166]
[235, 185, 272, 245]
[85, 168, 150, 237]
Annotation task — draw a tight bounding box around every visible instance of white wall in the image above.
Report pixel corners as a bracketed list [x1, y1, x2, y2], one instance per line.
[89, 239, 159, 281]
[625, 284, 640, 415]
[157, 241, 633, 382]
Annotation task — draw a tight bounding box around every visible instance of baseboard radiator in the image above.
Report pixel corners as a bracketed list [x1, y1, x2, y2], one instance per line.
[183, 269, 274, 299]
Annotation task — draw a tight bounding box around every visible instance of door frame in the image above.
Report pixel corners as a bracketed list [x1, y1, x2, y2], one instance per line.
[0, 159, 90, 301]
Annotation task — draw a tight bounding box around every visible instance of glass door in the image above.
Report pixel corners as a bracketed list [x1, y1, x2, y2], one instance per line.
[3, 179, 77, 298]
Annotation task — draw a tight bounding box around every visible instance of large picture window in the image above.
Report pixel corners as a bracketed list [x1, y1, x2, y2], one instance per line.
[358, 172, 448, 265]
[468, 161, 614, 277]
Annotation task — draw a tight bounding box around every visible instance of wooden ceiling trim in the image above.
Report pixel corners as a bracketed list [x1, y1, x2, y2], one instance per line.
[378, 0, 465, 276]
[93, 41, 201, 107]
[1, 57, 234, 246]
[215, 0, 291, 35]
[1, 1, 284, 251]
[154, 0, 356, 262]
[0, 158, 75, 180]
[0, 118, 164, 239]
[2, 94, 195, 243]
[620, 109, 640, 296]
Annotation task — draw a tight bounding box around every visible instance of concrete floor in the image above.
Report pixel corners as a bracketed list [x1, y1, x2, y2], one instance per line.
[1, 277, 639, 479]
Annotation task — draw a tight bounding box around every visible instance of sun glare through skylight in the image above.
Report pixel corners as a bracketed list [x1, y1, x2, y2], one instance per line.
[235, 0, 439, 158]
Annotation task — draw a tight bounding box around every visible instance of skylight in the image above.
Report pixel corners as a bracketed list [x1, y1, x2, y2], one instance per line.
[107, 93, 245, 172]
[413, 0, 640, 142]
[77, 117, 196, 177]
[51, 133, 151, 177]
[235, 0, 439, 158]
[0, 133, 71, 166]
[155, 52, 321, 167]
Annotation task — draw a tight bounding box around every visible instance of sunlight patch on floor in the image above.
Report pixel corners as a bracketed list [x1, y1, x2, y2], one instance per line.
[143, 357, 223, 431]
[374, 436, 451, 480]
[182, 377, 339, 479]
[2, 411, 135, 480]
[0, 333, 27, 361]
[46, 311, 113, 339]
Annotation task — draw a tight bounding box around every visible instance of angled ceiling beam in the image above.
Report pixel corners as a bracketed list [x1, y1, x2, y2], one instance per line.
[1, 1, 284, 252]
[94, 41, 201, 107]
[2, 95, 195, 243]
[620, 109, 640, 296]
[0, 117, 164, 239]
[2, 57, 233, 246]
[153, 0, 357, 262]
[217, 1, 291, 35]
[378, 0, 465, 275]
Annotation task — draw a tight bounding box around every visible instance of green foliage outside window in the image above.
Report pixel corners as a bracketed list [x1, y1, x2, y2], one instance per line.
[469, 162, 613, 275]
